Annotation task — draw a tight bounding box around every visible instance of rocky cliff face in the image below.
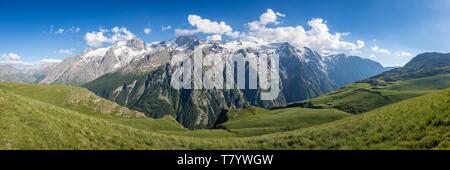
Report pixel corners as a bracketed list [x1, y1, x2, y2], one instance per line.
[277, 43, 336, 102]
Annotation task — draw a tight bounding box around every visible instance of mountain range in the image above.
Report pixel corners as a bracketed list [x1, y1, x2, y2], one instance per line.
[1, 36, 386, 129]
[0, 63, 57, 83]
[75, 36, 384, 129]
[324, 54, 385, 87]
[0, 49, 449, 149]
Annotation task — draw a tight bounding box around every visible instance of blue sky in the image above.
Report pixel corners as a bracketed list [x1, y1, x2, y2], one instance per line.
[1, 0, 449, 67]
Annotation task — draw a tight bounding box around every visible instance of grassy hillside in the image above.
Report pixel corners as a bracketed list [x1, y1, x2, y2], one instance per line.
[1, 82, 449, 149]
[218, 107, 351, 136]
[234, 88, 449, 150]
[293, 74, 450, 114]
[0, 83, 145, 118]
[0, 83, 238, 138]
[371, 52, 450, 82]
[0, 91, 182, 149]
[292, 53, 450, 114]
[0, 83, 346, 138]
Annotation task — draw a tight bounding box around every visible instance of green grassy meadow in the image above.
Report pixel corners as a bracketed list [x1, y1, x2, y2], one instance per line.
[219, 107, 351, 136]
[0, 82, 449, 149]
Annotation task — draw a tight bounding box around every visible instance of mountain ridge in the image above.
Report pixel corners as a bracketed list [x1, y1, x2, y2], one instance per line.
[1, 35, 386, 129]
[294, 52, 450, 114]
[83, 36, 384, 129]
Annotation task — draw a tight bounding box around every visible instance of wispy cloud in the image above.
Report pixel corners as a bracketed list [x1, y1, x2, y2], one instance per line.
[38, 59, 62, 64]
[58, 48, 75, 55]
[395, 51, 413, 57]
[55, 28, 65, 34]
[144, 27, 152, 34]
[49, 25, 80, 34]
[371, 45, 391, 55]
[161, 25, 172, 31]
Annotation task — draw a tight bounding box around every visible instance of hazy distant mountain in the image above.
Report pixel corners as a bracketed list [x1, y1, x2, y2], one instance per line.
[324, 54, 385, 87]
[0, 65, 26, 82]
[0, 64, 56, 83]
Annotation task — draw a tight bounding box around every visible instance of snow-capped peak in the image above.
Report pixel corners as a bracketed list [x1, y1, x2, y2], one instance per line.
[80, 47, 109, 59]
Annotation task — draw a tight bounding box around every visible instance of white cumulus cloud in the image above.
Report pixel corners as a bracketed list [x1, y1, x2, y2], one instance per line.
[84, 27, 136, 47]
[0, 53, 27, 65]
[260, 9, 285, 25]
[175, 15, 241, 39]
[244, 10, 365, 52]
[84, 31, 108, 47]
[173, 9, 364, 53]
[187, 14, 232, 34]
[248, 9, 285, 30]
